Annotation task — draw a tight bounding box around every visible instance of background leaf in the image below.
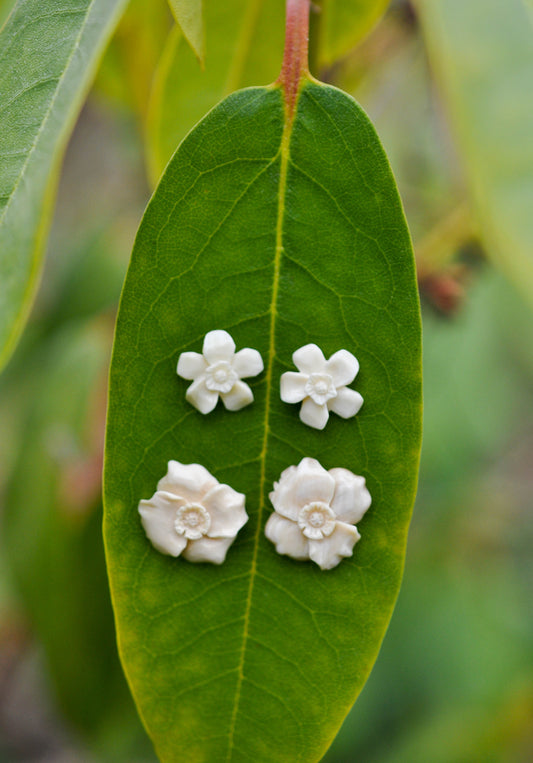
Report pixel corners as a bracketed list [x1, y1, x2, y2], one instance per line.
[315, 0, 390, 67]
[0, 0, 128, 372]
[167, 0, 204, 63]
[2, 318, 149, 758]
[416, 0, 533, 306]
[146, 0, 285, 182]
[93, 0, 171, 125]
[146, 0, 390, 183]
[105, 79, 421, 762]
[0, 0, 15, 24]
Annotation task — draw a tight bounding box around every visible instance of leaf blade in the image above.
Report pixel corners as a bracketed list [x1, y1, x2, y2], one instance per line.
[0, 0, 128, 371]
[167, 0, 204, 63]
[318, 0, 390, 66]
[105, 81, 421, 762]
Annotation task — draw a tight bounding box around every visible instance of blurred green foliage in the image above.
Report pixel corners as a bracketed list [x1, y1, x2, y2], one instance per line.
[1, 1, 532, 761]
[416, 0, 533, 308]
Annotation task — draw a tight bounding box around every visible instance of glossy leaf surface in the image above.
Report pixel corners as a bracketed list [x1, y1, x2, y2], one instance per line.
[105, 80, 422, 762]
[0, 0, 128, 371]
[417, 0, 533, 306]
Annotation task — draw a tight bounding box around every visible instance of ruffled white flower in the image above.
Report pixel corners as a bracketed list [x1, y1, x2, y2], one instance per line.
[177, 330, 263, 414]
[265, 457, 371, 570]
[139, 461, 248, 564]
[280, 344, 363, 430]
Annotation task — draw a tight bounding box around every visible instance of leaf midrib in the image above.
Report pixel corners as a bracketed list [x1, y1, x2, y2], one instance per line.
[225, 85, 294, 762]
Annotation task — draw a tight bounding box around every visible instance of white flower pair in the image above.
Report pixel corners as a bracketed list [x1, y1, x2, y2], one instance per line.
[176, 330, 363, 430]
[139, 458, 371, 570]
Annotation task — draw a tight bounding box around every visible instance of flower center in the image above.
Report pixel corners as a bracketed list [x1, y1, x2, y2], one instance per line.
[205, 360, 238, 394]
[298, 501, 336, 540]
[174, 503, 211, 540]
[305, 373, 337, 405]
[309, 510, 326, 527]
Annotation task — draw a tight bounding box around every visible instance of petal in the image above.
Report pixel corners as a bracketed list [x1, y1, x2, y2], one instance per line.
[183, 536, 234, 564]
[280, 372, 308, 403]
[202, 330, 235, 363]
[203, 484, 248, 538]
[157, 461, 219, 501]
[220, 380, 253, 411]
[268, 464, 298, 518]
[308, 522, 360, 570]
[270, 457, 335, 519]
[329, 468, 372, 524]
[176, 352, 206, 380]
[138, 491, 188, 557]
[185, 377, 219, 414]
[325, 349, 359, 387]
[327, 387, 363, 419]
[292, 344, 326, 374]
[300, 398, 329, 430]
[264, 514, 309, 561]
[233, 348, 263, 378]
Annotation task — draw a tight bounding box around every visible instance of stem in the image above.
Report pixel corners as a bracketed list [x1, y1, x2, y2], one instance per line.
[278, 0, 310, 118]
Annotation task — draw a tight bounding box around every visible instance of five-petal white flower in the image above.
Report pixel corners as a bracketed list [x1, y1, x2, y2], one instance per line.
[139, 461, 248, 564]
[280, 344, 363, 429]
[177, 330, 263, 414]
[265, 457, 371, 570]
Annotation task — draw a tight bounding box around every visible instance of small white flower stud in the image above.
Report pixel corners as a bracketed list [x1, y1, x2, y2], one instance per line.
[139, 461, 248, 564]
[177, 330, 263, 414]
[280, 344, 363, 430]
[265, 457, 371, 570]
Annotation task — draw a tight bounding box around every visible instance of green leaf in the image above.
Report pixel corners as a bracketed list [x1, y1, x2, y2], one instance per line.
[0, 0, 15, 24]
[105, 79, 421, 762]
[167, 0, 204, 63]
[94, 0, 171, 122]
[316, 0, 390, 67]
[0, 0, 128, 372]
[416, 0, 533, 307]
[146, 0, 286, 182]
[146, 0, 389, 183]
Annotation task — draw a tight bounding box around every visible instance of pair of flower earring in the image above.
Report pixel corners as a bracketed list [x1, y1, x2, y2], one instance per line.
[176, 329, 364, 430]
[139, 457, 371, 571]
[138, 330, 371, 571]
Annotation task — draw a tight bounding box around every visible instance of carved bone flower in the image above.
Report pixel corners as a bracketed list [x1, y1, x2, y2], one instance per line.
[280, 344, 363, 429]
[177, 330, 263, 414]
[265, 457, 371, 570]
[139, 461, 248, 564]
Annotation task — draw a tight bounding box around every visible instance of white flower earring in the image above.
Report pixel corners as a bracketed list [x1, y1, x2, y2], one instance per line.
[280, 344, 363, 429]
[139, 461, 248, 564]
[264, 457, 371, 570]
[177, 330, 263, 413]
